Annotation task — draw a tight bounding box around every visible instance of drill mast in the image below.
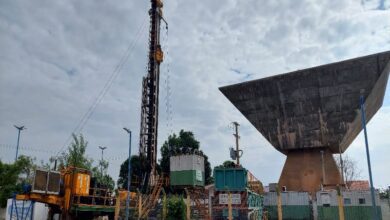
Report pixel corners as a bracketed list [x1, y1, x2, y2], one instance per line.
[139, 0, 164, 188]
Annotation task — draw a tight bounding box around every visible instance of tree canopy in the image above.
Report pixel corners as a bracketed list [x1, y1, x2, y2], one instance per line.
[58, 133, 93, 170]
[117, 155, 146, 189]
[160, 130, 213, 185]
[334, 154, 361, 189]
[91, 160, 115, 190]
[216, 160, 236, 168]
[0, 156, 35, 207]
[58, 133, 114, 189]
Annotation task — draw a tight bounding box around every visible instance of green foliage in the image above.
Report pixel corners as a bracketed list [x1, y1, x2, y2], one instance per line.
[167, 195, 186, 220]
[0, 156, 36, 207]
[118, 155, 146, 189]
[216, 160, 236, 168]
[57, 133, 114, 189]
[379, 188, 389, 199]
[58, 133, 93, 170]
[160, 130, 213, 184]
[91, 160, 115, 190]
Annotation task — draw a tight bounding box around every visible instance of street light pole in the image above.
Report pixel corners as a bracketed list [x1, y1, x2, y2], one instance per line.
[98, 146, 107, 180]
[360, 95, 379, 220]
[14, 125, 26, 162]
[123, 127, 132, 220]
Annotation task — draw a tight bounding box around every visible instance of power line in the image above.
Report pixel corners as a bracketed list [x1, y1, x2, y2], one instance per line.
[0, 143, 130, 163]
[0, 143, 58, 154]
[162, 23, 173, 137]
[55, 16, 149, 156]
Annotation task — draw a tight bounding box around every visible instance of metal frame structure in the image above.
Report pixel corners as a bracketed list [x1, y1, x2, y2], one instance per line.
[139, 0, 165, 190]
[10, 195, 35, 220]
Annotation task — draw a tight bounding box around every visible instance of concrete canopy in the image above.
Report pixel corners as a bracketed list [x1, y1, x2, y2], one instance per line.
[220, 51, 390, 154]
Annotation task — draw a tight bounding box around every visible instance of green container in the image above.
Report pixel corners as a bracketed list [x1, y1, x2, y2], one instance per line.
[265, 205, 311, 220]
[318, 206, 382, 220]
[222, 208, 239, 217]
[170, 170, 204, 186]
[214, 168, 247, 191]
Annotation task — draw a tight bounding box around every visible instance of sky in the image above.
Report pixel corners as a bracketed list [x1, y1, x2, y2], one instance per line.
[0, 0, 389, 189]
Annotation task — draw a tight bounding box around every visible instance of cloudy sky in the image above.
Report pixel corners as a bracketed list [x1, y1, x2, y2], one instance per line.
[1, 0, 389, 188]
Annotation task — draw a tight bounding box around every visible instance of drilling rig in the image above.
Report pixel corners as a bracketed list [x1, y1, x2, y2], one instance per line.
[139, 0, 165, 192]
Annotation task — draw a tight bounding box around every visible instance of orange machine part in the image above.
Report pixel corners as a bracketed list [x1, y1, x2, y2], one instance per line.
[72, 173, 90, 196]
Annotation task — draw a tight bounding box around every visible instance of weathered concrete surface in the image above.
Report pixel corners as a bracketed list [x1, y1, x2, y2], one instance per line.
[278, 148, 341, 194]
[220, 51, 390, 193]
[220, 51, 390, 154]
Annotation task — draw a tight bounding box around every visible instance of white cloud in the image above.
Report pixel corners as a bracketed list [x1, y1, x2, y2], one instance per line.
[0, 0, 389, 188]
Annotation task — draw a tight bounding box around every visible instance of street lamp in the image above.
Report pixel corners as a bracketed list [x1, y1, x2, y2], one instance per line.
[123, 127, 132, 220]
[98, 146, 107, 179]
[14, 125, 26, 162]
[360, 94, 379, 220]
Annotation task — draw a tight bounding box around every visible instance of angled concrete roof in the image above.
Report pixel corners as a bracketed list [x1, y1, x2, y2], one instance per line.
[220, 51, 390, 154]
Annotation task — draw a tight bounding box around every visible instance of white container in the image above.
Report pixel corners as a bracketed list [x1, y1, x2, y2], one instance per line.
[5, 199, 48, 220]
[263, 191, 310, 206]
[170, 154, 204, 172]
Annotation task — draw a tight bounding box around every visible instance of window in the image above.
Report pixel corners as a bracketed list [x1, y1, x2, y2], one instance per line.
[359, 198, 366, 205]
[320, 193, 331, 207]
[344, 198, 351, 205]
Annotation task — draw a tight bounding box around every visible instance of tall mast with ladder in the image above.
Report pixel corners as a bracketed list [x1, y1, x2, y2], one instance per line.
[139, 0, 164, 190]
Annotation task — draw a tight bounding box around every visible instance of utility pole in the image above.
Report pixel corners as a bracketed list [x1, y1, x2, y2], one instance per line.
[123, 127, 132, 220]
[98, 146, 107, 179]
[232, 122, 241, 165]
[14, 125, 26, 162]
[360, 94, 379, 220]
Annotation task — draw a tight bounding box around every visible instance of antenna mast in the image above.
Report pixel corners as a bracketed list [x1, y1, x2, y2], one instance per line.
[230, 122, 243, 165]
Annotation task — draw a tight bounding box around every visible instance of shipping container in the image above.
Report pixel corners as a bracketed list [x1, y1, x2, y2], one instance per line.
[170, 154, 205, 186]
[317, 206, 382, 220]
[214, 168, 247, 191]
[264, 192, 310, 206]
[316, 190, 382, 220]
[264, 192, 311, 220]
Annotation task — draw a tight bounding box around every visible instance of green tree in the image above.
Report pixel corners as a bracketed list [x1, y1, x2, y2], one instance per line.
[216, 160, 236, 168]
[57, 134, 115, 189]
[118, 155, 145, 189]
[379, 188, 389, 199]
[167, 195, 186, 220]
[58, 133, 93, 170]
[91, 160, 115, 190]
[0, 156, 36, 207]
[160, 130, 213, 184]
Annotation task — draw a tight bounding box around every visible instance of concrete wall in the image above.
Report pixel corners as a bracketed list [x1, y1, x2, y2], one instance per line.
[380, 198, 390, 220]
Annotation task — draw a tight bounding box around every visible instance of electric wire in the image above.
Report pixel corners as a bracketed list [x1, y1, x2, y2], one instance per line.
[0, 143, 128, 162]
[162, 23, 173, 138]
[55, 16, 148, 157]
